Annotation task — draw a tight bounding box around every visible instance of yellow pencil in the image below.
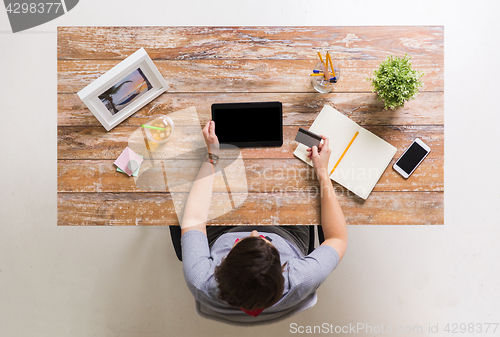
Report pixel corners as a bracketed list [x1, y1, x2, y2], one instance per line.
[330, 131, 359, 175]
[327, 51, 336, 77]
[324, 52, 329, 77]
[317, 51, 329, 79]
[317, 51, 326, 68]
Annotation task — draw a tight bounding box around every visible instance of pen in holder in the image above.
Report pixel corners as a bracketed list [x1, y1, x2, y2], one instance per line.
[310, 51, 340, 93]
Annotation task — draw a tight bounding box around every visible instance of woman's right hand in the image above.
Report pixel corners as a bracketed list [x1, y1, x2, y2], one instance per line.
[306, 135, 332, 178]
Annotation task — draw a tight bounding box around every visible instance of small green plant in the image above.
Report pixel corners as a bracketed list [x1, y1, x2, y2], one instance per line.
[367, 54, 424, 110]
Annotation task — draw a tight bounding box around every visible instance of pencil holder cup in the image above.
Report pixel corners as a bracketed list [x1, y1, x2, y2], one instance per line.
[144, 115, 174, 144]
[311, 61, 340, 93]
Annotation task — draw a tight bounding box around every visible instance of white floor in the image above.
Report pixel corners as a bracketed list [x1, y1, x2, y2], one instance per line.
[1, 1, 499, 336]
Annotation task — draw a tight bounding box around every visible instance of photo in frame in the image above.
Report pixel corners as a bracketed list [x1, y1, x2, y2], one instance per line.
[77, 48, 168, 131]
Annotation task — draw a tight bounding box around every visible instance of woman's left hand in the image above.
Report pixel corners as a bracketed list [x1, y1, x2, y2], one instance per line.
[202, 120, 219, 155]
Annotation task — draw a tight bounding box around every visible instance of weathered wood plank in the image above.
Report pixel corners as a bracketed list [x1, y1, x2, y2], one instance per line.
[57, 158, 249, 193]
[58, 157, 443, 193]
[58, 92, 444, 127]
[57, 26, 443, 61]
[210, 191, 444, 226]
[58, 58, 443, 94]
[57, 191, 443, 226]
[58, 125, 444, 160]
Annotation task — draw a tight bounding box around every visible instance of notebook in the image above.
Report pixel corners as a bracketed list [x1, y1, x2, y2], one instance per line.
[293, 105, 397, 199]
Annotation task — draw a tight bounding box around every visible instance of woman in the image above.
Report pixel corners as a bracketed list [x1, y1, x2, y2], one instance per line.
[173, 120, 347, 317]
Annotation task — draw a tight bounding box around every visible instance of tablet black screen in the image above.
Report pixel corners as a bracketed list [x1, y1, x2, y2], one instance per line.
[211, 102, 283, 147]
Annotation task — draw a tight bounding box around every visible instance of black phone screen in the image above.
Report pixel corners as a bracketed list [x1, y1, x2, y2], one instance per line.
[396, 142, 429, 174]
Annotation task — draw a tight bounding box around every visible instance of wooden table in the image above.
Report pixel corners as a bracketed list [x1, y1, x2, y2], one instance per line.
[57, 26, 444, 226]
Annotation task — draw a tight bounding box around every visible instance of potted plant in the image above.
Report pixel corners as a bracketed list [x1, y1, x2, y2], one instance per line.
[367, 54, 424, 110]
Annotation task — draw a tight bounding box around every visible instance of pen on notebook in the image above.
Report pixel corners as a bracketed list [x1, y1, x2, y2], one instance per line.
[330, 131, 359, 175]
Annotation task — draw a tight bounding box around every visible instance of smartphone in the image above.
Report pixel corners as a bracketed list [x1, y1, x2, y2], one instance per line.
[393, 138, 431, 178]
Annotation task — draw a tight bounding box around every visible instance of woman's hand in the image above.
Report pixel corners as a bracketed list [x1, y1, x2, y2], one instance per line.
[202, 120, 220, 155]
[306, 135, 332, 178]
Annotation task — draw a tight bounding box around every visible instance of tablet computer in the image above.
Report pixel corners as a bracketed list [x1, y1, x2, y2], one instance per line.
[211, 102, 283, 147]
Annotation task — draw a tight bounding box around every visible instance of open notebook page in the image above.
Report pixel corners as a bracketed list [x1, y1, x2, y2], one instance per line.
[331, 128, 396, 199]
[294, 105, 360, 172]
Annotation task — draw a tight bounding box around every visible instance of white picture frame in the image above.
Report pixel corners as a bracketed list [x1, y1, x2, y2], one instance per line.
[77, 48, 168, 131]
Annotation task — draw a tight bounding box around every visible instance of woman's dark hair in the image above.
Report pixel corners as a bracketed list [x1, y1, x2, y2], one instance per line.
[214, 236, 284, 311]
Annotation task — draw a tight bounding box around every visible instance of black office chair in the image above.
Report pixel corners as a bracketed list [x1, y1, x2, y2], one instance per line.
[169, 226, 182, 261]
[170, 225, 324, 261]
[308, 225, 325, 254]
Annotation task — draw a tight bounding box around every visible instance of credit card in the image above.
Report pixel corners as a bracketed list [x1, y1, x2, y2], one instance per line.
[294, 127, 322, 148]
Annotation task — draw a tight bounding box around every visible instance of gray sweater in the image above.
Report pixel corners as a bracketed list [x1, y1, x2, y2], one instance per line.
[181, 230, 339, 315]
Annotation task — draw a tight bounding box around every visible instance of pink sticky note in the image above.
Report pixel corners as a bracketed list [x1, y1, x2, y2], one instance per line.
[114, 147, 144, 176]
